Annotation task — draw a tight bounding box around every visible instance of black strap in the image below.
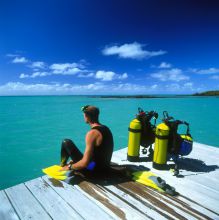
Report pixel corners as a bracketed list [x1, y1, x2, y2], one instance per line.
[128, 127, 142, 133]
[155, 134, 169, 139]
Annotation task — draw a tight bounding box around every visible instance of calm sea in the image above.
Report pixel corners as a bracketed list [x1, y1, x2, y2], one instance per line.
[0, 95, 219, 189]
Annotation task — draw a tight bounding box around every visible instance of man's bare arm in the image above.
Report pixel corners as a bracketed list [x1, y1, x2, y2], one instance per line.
[71, 129, 98, 170]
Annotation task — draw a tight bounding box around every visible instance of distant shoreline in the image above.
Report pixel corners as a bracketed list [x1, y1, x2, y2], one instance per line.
[0, 90, 219, 98]
[90, 94, 219, 98]
[91, 90, 219, 98]
[193, 90, 219, 96]
[90, 95, 192, 99]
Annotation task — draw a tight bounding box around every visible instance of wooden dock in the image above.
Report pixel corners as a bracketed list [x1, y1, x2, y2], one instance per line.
[1, 142, 219, 220]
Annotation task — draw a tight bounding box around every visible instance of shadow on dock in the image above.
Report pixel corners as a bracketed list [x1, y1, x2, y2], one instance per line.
[46, 159, 219, 189]
[177, 157, 219, 173]
[47, 164, 150, 188]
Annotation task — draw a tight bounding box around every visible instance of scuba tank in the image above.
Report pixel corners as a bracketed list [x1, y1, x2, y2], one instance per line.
[153, 121, 170, 170]
[153, 111, 193, 172]
[153, 111, 175, 169]
[127, 108, 158, 162]
[127, 118, 142, 161]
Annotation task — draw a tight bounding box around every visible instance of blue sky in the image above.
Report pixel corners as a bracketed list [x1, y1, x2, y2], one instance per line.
[1, 0, 219, 95]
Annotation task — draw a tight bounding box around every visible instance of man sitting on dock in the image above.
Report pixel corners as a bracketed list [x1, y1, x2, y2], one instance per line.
[60, 105, 114, 175]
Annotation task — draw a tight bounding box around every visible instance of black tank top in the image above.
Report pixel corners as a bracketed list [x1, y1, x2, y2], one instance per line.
[92, 125, 114, 171]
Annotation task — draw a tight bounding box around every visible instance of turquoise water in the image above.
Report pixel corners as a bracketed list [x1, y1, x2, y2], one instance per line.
[0, 96, 219, 190]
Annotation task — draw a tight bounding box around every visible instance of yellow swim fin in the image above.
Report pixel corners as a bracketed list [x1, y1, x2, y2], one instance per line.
[132, 171, 157, 180]
[132, 171, 177, 195]
[42, 165, 67, 175]
[132, 171, 164, 192]
[42, 165, 70, 180]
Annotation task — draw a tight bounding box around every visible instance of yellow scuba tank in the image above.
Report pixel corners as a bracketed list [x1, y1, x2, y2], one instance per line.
[127, 119, 142, 161]
[153, 123, 169, 169]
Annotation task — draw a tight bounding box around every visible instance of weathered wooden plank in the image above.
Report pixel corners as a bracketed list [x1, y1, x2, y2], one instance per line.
[175, 194, 219, 219]
[1, 142, 219, 220]
[75, 180, 150, 220]
[25, 177, 83, 220]
[5, 183, 51, 220]
[148, 187, 215, 220]
[103, 184, 168, 220]
[106, 182, 205, 220]
[112, 152, 219, 191]
[113, 146, 219, 216]
[151, 170, 219, 211]
[0, 190, 19, 220]
[74, 184, 122, 220]
[42, 175, 114, 220]
[114, 146, 219, 190]
[117, 181, 215, 220]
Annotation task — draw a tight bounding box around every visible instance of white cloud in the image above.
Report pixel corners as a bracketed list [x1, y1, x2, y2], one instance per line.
[158, 62, 172, 68]
[19, 72, 50, 79]
[0, 81, 149, 95]
[192, 68, 219, 74]
[151, 68, 189, 82]
[8, 54, 46, 69]
[151, 84, 158, 89]
[102, 42, 166, 59]
[49, 63, 85, 75]
[111, 83, 148, 92]
[210, 75, 219, 80]
[165, 83, 181, 91]
[183, 82, 195, 92]
[95, 71, 115, 81]
[95, 71, 128, 81]
[164, 82, 195, 93]
[0, 82, 52, 94]
[108, 83, 170, 93]
[183, 82, 193, 88]
[12, 57, 28, 64]
[30, 61, 46, 69]
[19, 73, 29, 79]
[17, 61, 128, 81]
[18, 61, 87, 79]
[117, 73, 128, 80]
[9, 54, 129, 83]
[31, 72, 50, 78]
[0, 82, 106, 95]
[0, 81, 200, 95]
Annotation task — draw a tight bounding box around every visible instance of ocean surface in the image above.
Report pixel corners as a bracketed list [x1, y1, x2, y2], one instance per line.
[0, 95, 219, 190]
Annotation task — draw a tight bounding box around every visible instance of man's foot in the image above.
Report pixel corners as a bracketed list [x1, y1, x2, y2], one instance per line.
[60, 161, 67, 167]
[60, 160, 73, 167]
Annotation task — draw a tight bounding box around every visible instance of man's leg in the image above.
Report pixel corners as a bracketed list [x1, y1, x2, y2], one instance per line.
[60, 139, 83, 166]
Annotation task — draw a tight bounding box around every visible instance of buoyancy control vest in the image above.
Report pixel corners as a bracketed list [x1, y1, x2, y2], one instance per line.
[137, 108, 158, 148]
[162, 111, 193, 156]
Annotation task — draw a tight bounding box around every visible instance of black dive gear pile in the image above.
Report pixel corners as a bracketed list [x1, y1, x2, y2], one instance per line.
[127, 108, 158, 162]
[162, 111, 193, 156]
[136, 108, 158, 150]
[127, 108, 193, 174]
